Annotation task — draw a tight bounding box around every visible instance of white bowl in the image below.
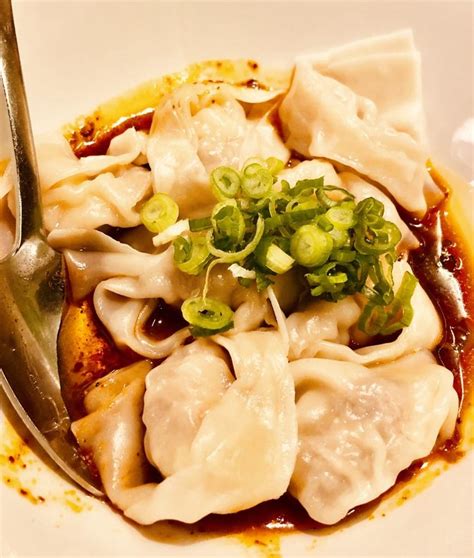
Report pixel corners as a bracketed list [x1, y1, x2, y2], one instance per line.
[1, 2, 473, 557]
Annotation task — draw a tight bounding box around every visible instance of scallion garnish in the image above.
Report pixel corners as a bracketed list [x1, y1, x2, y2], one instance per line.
[173, 235, 211, 275]
[206, 215, 265, 263]
[169, 158, 416, 338]
[290, 224, 334, 268]
[241, 163, 274, 199]
[140, 193, 179, 233]
[255, 237, 295, 274]
[181, 296, 234, 336]
[210, 166, 241, 200]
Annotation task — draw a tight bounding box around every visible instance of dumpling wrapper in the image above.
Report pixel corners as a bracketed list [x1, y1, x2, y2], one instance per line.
[5, 128, 151, 232]
[277, 160, 418, 250]
[48, 228, 298, 358]
[37, 127, 148, 189]
[73, 331, 297, 524]
[42, 165, 152, 230]
[298, 29, 426, 142]
[289, 350, 459, 525]
[143, 340, 234, 477]
[287, 297, 361, 361]
[147, 82, 289, 218]
[314, 259, 443, 365]
[279, 37, 442, 216]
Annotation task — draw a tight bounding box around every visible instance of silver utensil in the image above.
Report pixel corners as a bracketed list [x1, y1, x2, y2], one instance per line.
[0, 0, 102, 496]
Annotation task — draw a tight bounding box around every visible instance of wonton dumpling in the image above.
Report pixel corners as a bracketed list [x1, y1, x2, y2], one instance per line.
[316, 259, 443, 365]
[72, 361, 157, 511]
[143, 340, 233, 477]
[287, 297, 361, 361]
[73, 332, 297, 524]
[277, 161, 418, 250]
[126, 331, 296, 524]
[279, 60, 440, 215]
[37, 127, 147, 189]
[301, 30, 426, 141]
[147, 82, 289, 217]
[49, 228, 273, 358]
[24, 128, 152, 231]
[42, 166, 152, 230]
[277, 158, 342, 189]
[339, 171, 419, 250]
[289, 350, 459, 525]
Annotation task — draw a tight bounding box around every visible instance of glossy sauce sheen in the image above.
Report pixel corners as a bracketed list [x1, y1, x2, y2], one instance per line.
[61, 111, 473, 533]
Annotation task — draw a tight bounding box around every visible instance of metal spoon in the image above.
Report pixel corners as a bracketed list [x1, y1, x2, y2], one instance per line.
[0, 0, 102, 496]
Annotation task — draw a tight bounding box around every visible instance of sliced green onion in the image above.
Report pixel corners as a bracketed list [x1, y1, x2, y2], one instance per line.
[152, 219, 190, 247]
[328, 227, 350, 249]
[228, 263, 256, 280]
[211, 201, 245, 247]
[255, 238, 295, 274]
[380, 271, 417, 335]
[356, 197, 384, 218]
[316, 214, 334, 232]
[241, 163, 273, 199]
[207, 215, 265, 263]
[358, 271, 417, 336]
[287, 177, 324, 198]
[326, 206, 356, 230]
[265, 208, 319, 233]
[173, 235, 211, 275]
[358, 301, 389, 336]
[140, 193, 179, 233]
[169, 160, 413, 338]
[316, 186, 354, 209]
[290, 224, 333, 268]
[286, 197, 320, 214]
[266, 157, 285, 176]
[189, 217, 212, 232]
[306, 261, 351, 300]
[369, 253, 395, 304]
[211, 166, 241, 200]
[181, 296, 234, 336]
[331, 249, 357, 263]
[355, 221, 402, 255]
[255, 269, 274, 292]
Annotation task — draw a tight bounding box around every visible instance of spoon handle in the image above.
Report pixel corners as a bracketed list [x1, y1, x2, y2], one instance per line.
[0, 0, 43, 248]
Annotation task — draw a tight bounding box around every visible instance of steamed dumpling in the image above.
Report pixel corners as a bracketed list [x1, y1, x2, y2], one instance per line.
[279, 60, 440, 216]
[277, 160, 418, 250]
[287, 297, 361, 361]
[42, 166, 152, 230]
[128, 331, 296, 524]
[48, 228, 271, 358]
[37, 127, 148, 189]
[72, 331, 297, 524]
[71, 361, 157, 511]
[147, 82, 289, 217]
[301, 29, 426, 142]
[289, 350, 459, 525]
[30, 128, 151, 231]
[316, 259, 443, 365]
[143, 340, 234, 477]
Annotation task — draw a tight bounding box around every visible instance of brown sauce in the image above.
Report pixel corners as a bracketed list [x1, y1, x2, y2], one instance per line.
[71, 110, 154, 159]
[63, 110, 474, 534]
